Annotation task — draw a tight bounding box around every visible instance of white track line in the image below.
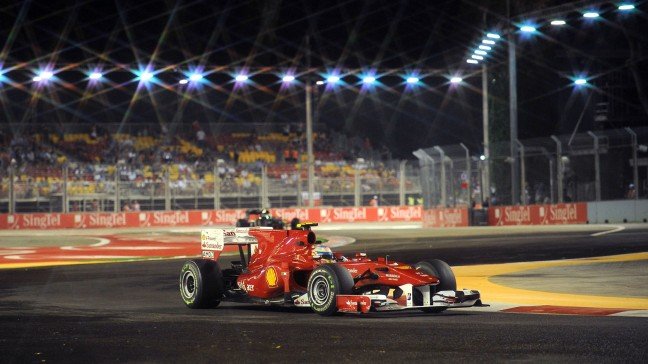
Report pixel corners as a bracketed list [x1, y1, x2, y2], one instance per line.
[591, 225, 625, 237]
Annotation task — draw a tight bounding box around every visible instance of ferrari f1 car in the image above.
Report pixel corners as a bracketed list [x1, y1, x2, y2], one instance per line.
[179, 223, 482, 315]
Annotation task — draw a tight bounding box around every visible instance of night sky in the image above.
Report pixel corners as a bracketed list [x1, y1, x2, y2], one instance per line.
[0, 0, 646, 158]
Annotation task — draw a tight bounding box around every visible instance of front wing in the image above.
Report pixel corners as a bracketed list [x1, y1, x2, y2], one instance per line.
[292, 283, 482, 314]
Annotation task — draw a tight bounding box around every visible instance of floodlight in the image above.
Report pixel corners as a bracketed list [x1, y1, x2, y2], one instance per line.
[471, 55, 484, 60]
[479, 45, 491, 51]
[34, 71, 53, 82]
[551, 19, 566, 26]
[520, 25, 536, 32]
[140, 71, 153, 82]
[482, 39, 496, 45]
[235, 74, 248, 82]
[583, 12, 599, 18]
[618, 4, 635, 11]
[486, 33, 500, 39]
[282, 75, 295, 83]
[326, 75, 340, 84]
[189, 73, 203, 81]
[574, 78, 587, 85]
[406, 76, 419, 84]
[362, 76, 376, 84]
[89, 72, 103, 80]
[450, 77, 462, 84]
[475, 50, 487, 55]
[467, 59, 479, 64]
[179, 79, 189, 85]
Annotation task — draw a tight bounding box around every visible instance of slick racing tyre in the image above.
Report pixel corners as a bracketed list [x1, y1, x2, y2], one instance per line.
[414, 259, 457, 313]
[179, 259, 224, 309]
[307, 264, 354, 316]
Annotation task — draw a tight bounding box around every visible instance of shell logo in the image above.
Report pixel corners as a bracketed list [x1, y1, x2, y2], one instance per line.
[265, 267, 278, 288]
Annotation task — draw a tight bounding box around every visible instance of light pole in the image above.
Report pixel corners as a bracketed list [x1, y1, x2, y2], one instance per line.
[482, 64, 490, 202]
[508, 0, 520, 205]
[305, 79, 315, 207]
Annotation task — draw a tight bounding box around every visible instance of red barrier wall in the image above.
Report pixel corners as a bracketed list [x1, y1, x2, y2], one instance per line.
[0, 203, 589, 230]
[488, 203, 588, 226]
[422, 208, 469, 228]
[0, 206, 425, 230]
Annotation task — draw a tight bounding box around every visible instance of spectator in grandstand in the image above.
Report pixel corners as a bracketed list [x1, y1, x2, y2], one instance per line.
[369, 195, 379, 207]
[122, 201, 131, 212]
[131, 200, 141, 211]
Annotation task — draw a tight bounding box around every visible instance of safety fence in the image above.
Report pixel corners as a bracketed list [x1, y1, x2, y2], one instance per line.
[0, 161, 422, 213]
[414, 127, 648, 207]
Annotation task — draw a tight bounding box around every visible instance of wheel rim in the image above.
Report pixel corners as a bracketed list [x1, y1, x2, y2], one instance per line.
[310, 275, 331, 306]
[182, 270, 196, 298]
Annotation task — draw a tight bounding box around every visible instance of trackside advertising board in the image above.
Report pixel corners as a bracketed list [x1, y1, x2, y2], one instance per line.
[0, 207, 424, 230]
[0, 203, 589, 230]
[488, 203, 588, 225]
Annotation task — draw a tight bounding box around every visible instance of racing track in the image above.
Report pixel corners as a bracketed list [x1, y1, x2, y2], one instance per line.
[1, 224, 647, 362]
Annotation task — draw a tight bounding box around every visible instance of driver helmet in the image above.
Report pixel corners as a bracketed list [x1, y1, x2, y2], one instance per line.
[258, 209, 273, 226]
[312, 245, 335, 263]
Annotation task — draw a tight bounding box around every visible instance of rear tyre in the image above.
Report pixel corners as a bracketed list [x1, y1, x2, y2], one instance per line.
[307, 264, 354, 316]
[179, 259, 224, 309]
[414, 259, 457, 313]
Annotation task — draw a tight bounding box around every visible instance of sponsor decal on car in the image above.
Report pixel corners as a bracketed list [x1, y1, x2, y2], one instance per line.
[265, 267, 278, 288]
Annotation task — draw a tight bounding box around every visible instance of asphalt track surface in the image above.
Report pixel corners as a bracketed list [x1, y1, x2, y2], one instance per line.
[1, 224, 647, 362]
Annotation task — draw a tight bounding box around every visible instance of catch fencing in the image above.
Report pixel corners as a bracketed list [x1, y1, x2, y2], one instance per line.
[0, 160, 422, 213]
[414, 127, 648, 207]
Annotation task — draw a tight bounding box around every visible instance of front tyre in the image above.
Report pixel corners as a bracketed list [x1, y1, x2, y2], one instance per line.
[307, 264, 354, 316]
[179, 259, 224, 309]
[414, 259, 457, 313]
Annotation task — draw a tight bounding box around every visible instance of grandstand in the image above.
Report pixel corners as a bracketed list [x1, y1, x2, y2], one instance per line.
[0, 123, 422, 213]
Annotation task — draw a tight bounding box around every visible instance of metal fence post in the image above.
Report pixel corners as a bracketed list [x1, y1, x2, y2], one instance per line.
[460, 143, 471, 206]
[164, 169, 171, 211]
[114, 164, 120, 212]
[8, 164, 15, 214]
[213, 165, 221, 210]
[625, 127, 639, 200]
[261, 166, 269, 208]
[354, 168, 361, 207]
[63, 165, 68, 213]
[587, 131, 601, 201]
[551, 135, 563, 203]
[516, 140, 526, 205]
[434, 146, 446, 207]
[399, 161, 406, 206]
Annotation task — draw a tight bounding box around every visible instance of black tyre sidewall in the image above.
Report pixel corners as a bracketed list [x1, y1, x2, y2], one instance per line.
[415, 259, 456, 291]
[307, 264, 353, 316]
[414, 259, 457, 313]
[180, 260, 204, 308]
[179, 259, 224, 309]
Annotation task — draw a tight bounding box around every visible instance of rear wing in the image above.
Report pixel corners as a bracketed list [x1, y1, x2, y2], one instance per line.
[201, 227, 265, 260]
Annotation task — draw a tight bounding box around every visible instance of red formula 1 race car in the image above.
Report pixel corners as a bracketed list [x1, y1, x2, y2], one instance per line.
[179, 223, 482, 315]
